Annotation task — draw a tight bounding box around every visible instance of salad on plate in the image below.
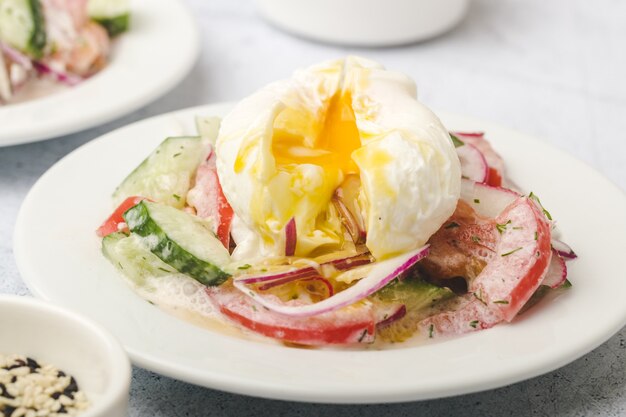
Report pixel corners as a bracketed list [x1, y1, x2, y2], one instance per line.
[96, 57, 576, 347]
[0, 0, 129, 104]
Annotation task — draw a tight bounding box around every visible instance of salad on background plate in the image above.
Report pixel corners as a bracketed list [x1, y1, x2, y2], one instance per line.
[0, 0, 130, 105]
[96, 57, 576, 347]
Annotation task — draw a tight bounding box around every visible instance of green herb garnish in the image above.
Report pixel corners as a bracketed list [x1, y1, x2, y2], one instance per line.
[238, 264, 252, 270]
[474, 198, 480, 204]
[428, 324, 434, 338]
[496, 220, 511, 234]
[172, 194, 181, 201]
[445, 221, 460, 229]
[450, 134, 464, 148]
[529, 192, 553, 220]
[173, 152, 181, 158]
[469, 320, 479, 328]
[471, 235, 481, 243]
[501, 247, 523, 257]
[493, 300, 509, 304]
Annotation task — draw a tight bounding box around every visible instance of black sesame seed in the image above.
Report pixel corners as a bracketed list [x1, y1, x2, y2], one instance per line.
[0, 382, 14, 399]
[26, 357, 40, 371]
[51, 391, 62, 400]
[58, 405, 68, 414]
[3, 406, 16, 417]
[63, 376, 78, 395]
[6, 359, 26, 370]
[10, 376, 16, 383]
[57, 370, 66, 377]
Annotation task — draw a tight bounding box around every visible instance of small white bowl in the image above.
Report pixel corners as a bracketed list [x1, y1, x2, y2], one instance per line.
[256, 0, 469, 46]
[0, 295, 131, 417]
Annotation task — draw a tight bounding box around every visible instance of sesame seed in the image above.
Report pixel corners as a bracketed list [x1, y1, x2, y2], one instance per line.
[0, 354, 89, 417]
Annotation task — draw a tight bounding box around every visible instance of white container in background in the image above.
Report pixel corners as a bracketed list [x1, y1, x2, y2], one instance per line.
[256, 0, 469, 46]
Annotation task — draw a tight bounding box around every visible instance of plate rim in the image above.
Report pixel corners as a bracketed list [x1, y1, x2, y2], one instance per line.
[14, 103, 626, 403]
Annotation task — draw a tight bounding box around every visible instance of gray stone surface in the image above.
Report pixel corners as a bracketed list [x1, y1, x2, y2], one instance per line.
[1, 0, 624, 415]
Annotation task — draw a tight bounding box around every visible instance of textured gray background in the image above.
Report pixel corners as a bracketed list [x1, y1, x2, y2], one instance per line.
[1, 0, 625, 415]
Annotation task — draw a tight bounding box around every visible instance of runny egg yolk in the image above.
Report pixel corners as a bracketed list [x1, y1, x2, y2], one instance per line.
[271, 91, 361, 175]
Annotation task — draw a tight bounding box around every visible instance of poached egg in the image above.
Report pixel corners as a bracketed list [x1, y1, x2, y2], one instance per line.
[216, 57, 460, 261]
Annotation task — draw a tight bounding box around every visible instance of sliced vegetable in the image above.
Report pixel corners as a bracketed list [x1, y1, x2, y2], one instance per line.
[87, 0, 130, 37]
[551, 238, 577, 260]
[284, 217, 296, 256]
[206, 284, 375, 345]
[374, 278, 455, 342]
[541, 249, 567, 289]
[32, 61, 82, 86]
[96, 195, 146, 237]
[235, 252, 373, 285]
[0, 50, 10, 101]
[195, 115, 221, 145]
[460, 179, 519, 218]
[113, 136, 210, 209]
[333, 175, 366, 244]
[419, 294, 501, 335]
[456, 143, 489, 183]
[470, 196, 552, 321]
[124, 201, 231, 286]
[0, 0, 46, 58]
[102, 232, 176, 286]
[453, 131, 505, 183]
[233, 245, 429, 318]
[186, 149, 234, 248]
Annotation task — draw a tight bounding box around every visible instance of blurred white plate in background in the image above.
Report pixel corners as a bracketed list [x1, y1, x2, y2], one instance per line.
[0, 0, 199, 147]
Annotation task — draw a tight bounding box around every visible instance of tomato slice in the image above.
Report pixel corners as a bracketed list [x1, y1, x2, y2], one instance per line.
[187, 151, 234, 248]
[96, 196, 146, 237]
[206, 285, 375, 345]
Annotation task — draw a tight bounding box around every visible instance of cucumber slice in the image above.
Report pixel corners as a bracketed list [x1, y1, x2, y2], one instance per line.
[102, 232, 176, 286]
[124, 201, 231, 286]
[0, 0, 45, 58]
[113, 136, 210, 209]
[88, 0, 130, 36]
[373, 278, 454, 342]
[195, 116, 221, 146]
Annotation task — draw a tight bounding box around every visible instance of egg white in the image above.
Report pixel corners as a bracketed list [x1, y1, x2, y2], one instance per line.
[216, 56, 460, 261]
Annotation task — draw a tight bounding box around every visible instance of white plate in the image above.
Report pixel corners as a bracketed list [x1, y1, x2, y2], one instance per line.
[14, 104, 626, 403]
[0, 0, 199, 147]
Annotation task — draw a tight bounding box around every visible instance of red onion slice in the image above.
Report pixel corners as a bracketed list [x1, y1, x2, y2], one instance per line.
[460, 179, 519, 218]
[541, 249, 567, 288]
[33, 61, 83, 86]
[0, 42, 32, 69]
[236, 253, 372, 285]
[259, 276, 335, 297]
[284, 217, 296, 256]
[551, 238, 577, 260]
[456, 143, 489, 183]
[233, 245, 429, 318]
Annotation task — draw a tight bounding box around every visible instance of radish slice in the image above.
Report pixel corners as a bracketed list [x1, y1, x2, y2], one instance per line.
[456, 143, 489, 183]
[541, 249, 567, 288]
[32, 61, 83, 86]
[376, 304, 407, 327]
[236, 253, 372, 285]
[453, 131, 505, 178]
[551, 238, 577, 260]
[234, 245, 430, 318]
[460, 179, 519, 218]
[284, 217, 296, 256]
[452, 131, 484, 138]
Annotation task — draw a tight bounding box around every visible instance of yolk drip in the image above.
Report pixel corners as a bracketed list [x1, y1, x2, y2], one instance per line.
[272, 91, 361, 175]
